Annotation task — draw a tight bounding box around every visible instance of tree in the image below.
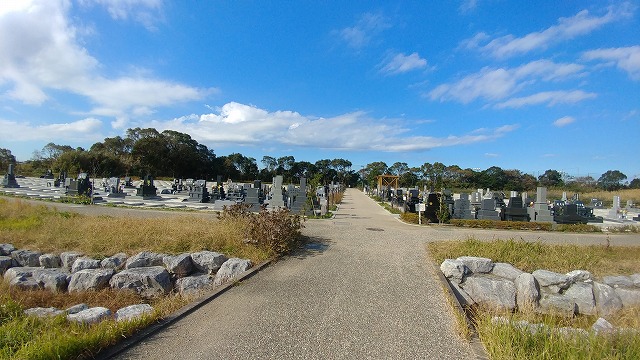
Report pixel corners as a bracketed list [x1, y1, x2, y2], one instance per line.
[597, 170, 627, 191]
[363, 161, 388, 187]
[0, 148, 16, 171]
[629, 178, 640, 189]
[538, 169, 564, 187]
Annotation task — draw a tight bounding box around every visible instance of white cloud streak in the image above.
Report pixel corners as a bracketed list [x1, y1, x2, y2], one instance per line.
[582, 46, 640, 80]
[337, 12, 390, 49]
[0, 117, 103, 141]
[553, 116, 576, 127]
[380, 52, 427, 75]
[464, 3, 634, 58]
[494, 90, 597, 109]
[78, 0, 164, 30]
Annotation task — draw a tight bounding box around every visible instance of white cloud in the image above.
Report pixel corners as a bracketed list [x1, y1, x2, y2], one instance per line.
[428, 60, 585, 104]
[494, 90, 596, 109]
[553, 116, 576, 127]
[148, 102, 518, 152]
[0, 117, 103, 141]
[78, 0, 164, 30]
[484, 153, 499, 158]
[337, 12, 390, 49]
[0, 0, 208, 129]
[459, 0, 478, 14]
[465, 3, 634, 58]
[582, 46, 640, 80]
[380, 52, 427, 75]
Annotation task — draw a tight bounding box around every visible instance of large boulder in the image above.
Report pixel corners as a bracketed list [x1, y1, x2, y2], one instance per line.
[630, 274, 640, 287]
[115, 304, 154, 322]
[11, 249, 42, 267]
[460, 275, 516, 310]
[591, 317, 616, 335]
[0, 256, 13, 274]
[213, 258, 251, 286]
[491, 262, 524, 281]
[163, 253, 195, 278]
[450, 282, 474, 307]
[24, 307, 64, 318]
[614, 287, 640, 307]
[109, 266, 172, 298]
[532, 269, 571, 293]
[101, 253, 127, 269]
[39, 254, 61, 268]
[9, 276, 40, 290]
[67, 307, 112, 325]
[593, 282, 623, 316]
[566, 270, 592, 283]
[440, 259, 468, 284]
[603, 275, 634, 288]
[191, 251, 228, 274]
[3, 266, 40, 283]
[515, 273, 540, 310]
[0, 243, 16, 255]
[66, 303, 88, 314]
[538, 293, 576, 317]
[125, 251, 165, 269]
[68, 268, 114, 292]
[175, 274, 214, 296]
[71, 257, 101, 273]
[33, 268, 69, 293]
[563, 282, 596, 315]
[456, 256, 494, 274]
[60, 252, 83, 269]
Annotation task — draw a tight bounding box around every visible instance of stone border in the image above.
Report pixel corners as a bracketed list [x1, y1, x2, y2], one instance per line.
[94, 259, 272, 359]
[435, 263, 489, 360]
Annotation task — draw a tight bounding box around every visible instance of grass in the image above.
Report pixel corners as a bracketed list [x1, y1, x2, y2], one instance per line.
[428, 238, 640, 360]
[0, 198, 304, 359]
[547, 188, 640, 207]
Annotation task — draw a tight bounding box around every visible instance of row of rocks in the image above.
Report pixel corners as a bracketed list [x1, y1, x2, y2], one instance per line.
[491, 316, 637, 337]
[25, 303, 153, 325]
[441, 256, 640, 317]
[1, 243, 252, 298]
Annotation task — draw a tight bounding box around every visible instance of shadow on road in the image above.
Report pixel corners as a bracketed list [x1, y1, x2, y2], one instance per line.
[290, 235, 333, 259]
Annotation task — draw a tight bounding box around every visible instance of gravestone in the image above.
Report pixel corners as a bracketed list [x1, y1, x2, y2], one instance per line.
[106, 177, 125, 198]
[477, 198, 500, 220]
[2, 164, 19, 188]
[289, 177, 308, 214]
[424, 193, 441, 223]
[527, 187, 554, 223]
[626, 200, 633, 210]
[66, 173, 91, 196]
[453, 193, 474, 219]
[188, 180, 210, 203]
[54, 171, 67, 187]
[268, 176, 285, 208]
[554, 203, 588, 224]
[502, 195, 529, 222]
[608, 196, 621, 219]
[136, 175, 157, 198]
[244, 187, 261, 212]
[123, 177, 134, 188]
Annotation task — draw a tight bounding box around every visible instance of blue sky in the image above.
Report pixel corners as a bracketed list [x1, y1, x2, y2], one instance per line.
[0, 0, 639, 180]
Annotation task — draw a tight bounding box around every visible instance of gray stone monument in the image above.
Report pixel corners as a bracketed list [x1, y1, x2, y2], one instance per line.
[608, 196, 621, 219]
[268, 175, 285, 209]
[476, 198, 500, 220]
[527, 187, 554, 223]
[244, 187, 261, 212]
[2, 164, 19, 188]
[453, 193, 474, 219]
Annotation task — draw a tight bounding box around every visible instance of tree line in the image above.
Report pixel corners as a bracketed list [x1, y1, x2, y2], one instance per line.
[0, 128, 636, 191]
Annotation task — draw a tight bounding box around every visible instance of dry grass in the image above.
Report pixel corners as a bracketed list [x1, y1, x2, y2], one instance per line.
[547, 188, 640, 206]
[0, 198, 269, 264]
[428, 238, 640, 277]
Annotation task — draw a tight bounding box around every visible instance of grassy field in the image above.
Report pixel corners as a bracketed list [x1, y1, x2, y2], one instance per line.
[428, 238, 640, 359]
[0, 198, 302, 359]
[546, 188, 640, 207]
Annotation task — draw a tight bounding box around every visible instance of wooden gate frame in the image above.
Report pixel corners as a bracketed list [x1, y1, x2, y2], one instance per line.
[377, 175, 399, 192]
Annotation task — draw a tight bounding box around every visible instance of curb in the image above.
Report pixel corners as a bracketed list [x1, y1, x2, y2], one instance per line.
[94, 259, 273, 359]
[435, 269, 489, 360]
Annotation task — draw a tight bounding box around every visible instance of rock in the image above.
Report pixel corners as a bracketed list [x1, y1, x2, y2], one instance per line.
[39, 254, 61, 268]
[614, 287, 640, 307]
[556, 327, 589, 338]
[68, 268, 114, 292]
[33, 268, 70, 292]
[191, 251, 228, 274]
[115, 304, 154, 322]
[450, 282, 474, 306]
[564, 282, 596, 315]
[213, 258, 251, 286]
[24, 307, 64, 317]
[566, 270, 592, 282]
[3, 266, 40, 283]
[440, 259, 468, 284]
[491, 262, 524, 281]
[109, 266, 172, 298]
[630, 274, 640, 287]
[125, 251, 165, 269]
[11, 249, 42, 267]
[591, 317, 615, 335]
[0, 256, 12, 274]
[66, 303, 89, 314]
[60, 252, 83, 269]
[101, 253, 127, 269]
[0, 243, 16, 255]
[603, 275, 634, 288]
[456, 256, 494, 274]
[175, 274, 214, 295]
[163, 253, 195, 278]
[593, 282, 623, 316]
[515, 273, 540, 309]
[9, 276, 40, 290]
[460, 275, 516, 310]
[538, 293, 576, 317]
[532, 269, 571, 291]
[67, 307, 112, 324]
[71, 257, 101, 273]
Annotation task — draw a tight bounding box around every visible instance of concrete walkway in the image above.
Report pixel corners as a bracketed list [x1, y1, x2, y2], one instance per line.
[46, 187, 631, 359]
